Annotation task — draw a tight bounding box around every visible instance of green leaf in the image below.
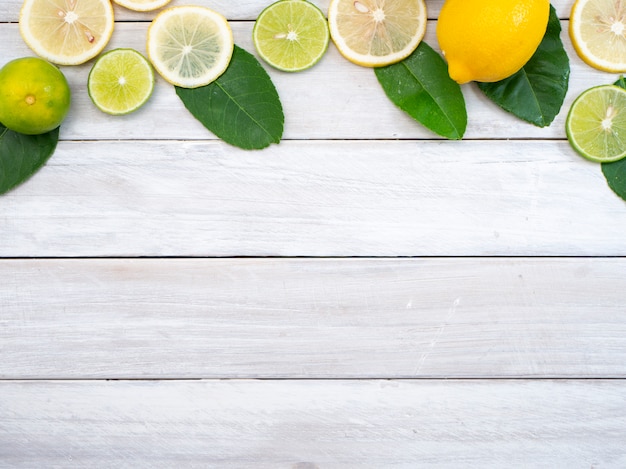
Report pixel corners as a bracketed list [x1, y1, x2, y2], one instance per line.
[601, 76, 626, 201]
[477, 5, 569, 127]
[602, 158, 626, 201]
[0, 124, 59, 195]
[176, 45, 284, 150]
[375, 41, 467, 139]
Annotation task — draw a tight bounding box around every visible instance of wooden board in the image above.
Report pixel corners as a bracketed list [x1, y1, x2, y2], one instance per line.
[2, 258, 625, 379]
[1, 379, 625, 468]
[1, 140, 624, 257]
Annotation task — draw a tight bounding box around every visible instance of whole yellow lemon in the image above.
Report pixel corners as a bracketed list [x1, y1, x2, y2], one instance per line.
[436, 0, 550, 84]
[0, 57, 71, 135]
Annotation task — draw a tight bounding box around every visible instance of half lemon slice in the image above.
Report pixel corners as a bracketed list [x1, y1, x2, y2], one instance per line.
[570, 0, 626, 72]
[147, 6, 234, 88]
[328, 0, 427, 67]
[113, 0, 172, 13]
[19, 0, 115, 66]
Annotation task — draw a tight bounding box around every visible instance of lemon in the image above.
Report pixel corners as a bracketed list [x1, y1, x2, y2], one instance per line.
[19, 0, 115, 66]
[566, 85, 626, 163]
[147, 6, 234, 89]
[253, 0, 330, 72]
[570, 0, 626, 73]
[437, 0, 550, 84]
[88, 48, 154, 115]
[0, 57, 71, 135]
[327, 0, 427, 67]
[113, 0, 172, 13]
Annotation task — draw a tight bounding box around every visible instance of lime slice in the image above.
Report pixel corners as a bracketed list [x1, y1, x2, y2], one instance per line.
[253, 0, 330, 72]
[88, 48, 154, 115]
[328, 0, 427, 67]
[566, 85, 626, 163]
[147, 6, 234, 88]
[570, 0, 626, 73]
[19, 0, 115, 66]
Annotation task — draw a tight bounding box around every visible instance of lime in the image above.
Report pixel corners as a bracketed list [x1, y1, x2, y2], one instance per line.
[328, 0, 427, 67]
[147, 6, 234, 88]
[0, 57, 71, 135]
[253, 0, 330, 72]
[88, 48, 154, 115]
[566, 85, 626, 163]
[19, 0, 114, 66]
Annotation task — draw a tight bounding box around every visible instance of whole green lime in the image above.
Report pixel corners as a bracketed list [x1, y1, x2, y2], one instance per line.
[0, 57, 71, 135]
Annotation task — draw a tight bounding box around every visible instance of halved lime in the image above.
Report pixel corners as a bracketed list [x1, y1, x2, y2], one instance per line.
[88, 48, 154, 115]
[566, 85, 626, 163]
[253, 0, 330, 72]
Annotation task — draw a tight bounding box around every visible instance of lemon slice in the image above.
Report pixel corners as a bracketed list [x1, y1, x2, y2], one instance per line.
[88, 48, 155, 115]
[113, 0, 172, 13]
[253, 0, 330, 72]
[570, 0, 626, 72]
[566, 85, 626, 163]
[328, 0, 427, 67]
[147, 6, 234, 88]
[19, 0, 115, 66]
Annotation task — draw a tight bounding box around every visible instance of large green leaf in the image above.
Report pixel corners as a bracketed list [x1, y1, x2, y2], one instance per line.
[601, 76, 626, 201]
[176, 45, 284, 150]
[0, 124, 59, 195]
[602, 158, 626, 201]
[477, 5, 569, 127]
[375, 41, 467, 139]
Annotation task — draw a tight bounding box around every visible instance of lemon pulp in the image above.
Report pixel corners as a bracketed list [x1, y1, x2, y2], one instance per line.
[570, 0, 626, 73]
[19, 0, 114, 66]
[147, 6, 234, 88]
[328, 0, 427, 67]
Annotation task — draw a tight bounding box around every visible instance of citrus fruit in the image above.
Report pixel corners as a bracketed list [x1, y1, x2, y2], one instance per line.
[19, 0, 115, 66]
[0, 57, 71, 135]
[253, 0, 330, 72]
[327, 0, 427, 67]
[113, 0, 172, 13]
[566, 85, 626, 163]
[147, 6, 234, 88]
[87, 48, 154, 115]
[570, 0, 626, 73]
[436, 0, 550, 84]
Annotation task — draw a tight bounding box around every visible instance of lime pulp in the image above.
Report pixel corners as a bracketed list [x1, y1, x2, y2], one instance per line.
[88, 48, 154, 115]
[566, 84, 626, 163]
[253, 0, 330, 72]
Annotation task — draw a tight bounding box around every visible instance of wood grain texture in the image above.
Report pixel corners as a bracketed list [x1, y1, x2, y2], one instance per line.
[1, 379, 625, 468]
[2, 258, 625, 379]
[0, 19, 609, 141]
[1, 140, 625, 257]
[2, 1, 625, 465]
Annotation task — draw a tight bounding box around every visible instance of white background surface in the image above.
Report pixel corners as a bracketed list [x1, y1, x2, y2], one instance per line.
[1, 1, 625, 467]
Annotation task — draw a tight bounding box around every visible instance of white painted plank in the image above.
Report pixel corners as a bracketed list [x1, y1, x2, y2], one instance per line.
[0, 19, 615, 141]
[2, 258, 625, 379]
[0, 0, 577, 21]
[1, 140, 625, 257]
[1, 379, 625, 467]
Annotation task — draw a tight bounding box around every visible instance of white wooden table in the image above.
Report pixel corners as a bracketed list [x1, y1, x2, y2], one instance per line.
[2, 1, 626, 467]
